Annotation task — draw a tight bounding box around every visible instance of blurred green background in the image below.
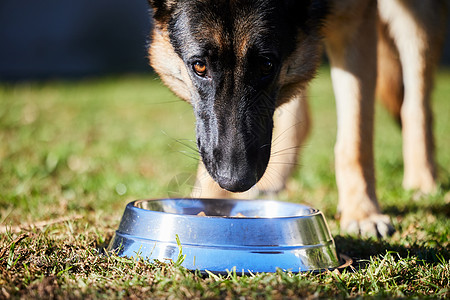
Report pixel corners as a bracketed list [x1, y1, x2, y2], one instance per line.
[0, 0, 449, 232]
[1, 67, 449, 230]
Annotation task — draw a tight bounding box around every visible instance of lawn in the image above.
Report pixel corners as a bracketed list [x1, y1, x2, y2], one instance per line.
[0, 66, 449, 298]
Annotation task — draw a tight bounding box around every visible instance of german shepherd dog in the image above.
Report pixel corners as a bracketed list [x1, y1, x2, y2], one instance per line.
[147, 0, 446, 237]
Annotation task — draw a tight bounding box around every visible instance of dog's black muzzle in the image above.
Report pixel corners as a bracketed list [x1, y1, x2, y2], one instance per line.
[195, 94, 274, 193]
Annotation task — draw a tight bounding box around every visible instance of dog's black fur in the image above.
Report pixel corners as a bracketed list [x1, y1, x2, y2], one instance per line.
[150, 0, 328, 192]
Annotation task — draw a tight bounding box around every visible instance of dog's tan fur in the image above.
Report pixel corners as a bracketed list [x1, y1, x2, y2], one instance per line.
[149, 23, 192, 102]
[377, 0, 446, 194]
[148, 0, 446, 236]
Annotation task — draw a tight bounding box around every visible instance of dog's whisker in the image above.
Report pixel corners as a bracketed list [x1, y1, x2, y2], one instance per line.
[270, 145, 303, 156]
[270, 153, 299, 159]
[172, 139, 200, 155]
[268, 161, 301, 167]
[271, 121, 305, 147]
[174, 139, 200, 153]
[162, 131, 201, 161]
[177, 151, 200, 161]
[260, 166, 285, 192]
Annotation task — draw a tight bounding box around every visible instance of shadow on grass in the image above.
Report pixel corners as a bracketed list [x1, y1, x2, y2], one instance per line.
[438, 163, 450, 191]
[96, 231, 116, 255]
[383, 201, 450, 218]
[334, 234, 450, 269]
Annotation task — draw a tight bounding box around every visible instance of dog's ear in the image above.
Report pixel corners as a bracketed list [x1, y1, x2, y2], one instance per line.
[283, 0, 329, 30]
[148, 0, 176, 25]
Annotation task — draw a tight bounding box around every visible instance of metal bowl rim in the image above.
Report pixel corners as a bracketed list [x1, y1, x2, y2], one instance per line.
[130, 198, 323, 220]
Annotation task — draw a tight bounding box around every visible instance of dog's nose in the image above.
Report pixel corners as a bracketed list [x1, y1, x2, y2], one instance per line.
[216, 173, 256, 193]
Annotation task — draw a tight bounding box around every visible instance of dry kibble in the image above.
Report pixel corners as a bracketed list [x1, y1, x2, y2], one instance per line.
[196, 211, 260, 218]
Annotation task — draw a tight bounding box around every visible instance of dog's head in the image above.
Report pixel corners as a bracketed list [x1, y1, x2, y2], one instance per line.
[148, 0, 327, 192]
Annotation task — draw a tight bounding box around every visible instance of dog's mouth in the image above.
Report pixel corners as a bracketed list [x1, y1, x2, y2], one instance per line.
[207, 145, 271, 193]
[198, 136, 272, 193]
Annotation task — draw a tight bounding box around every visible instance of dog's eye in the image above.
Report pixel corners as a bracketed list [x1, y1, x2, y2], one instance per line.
[260, 58, 274, 76]
[193, 61, 207, 77]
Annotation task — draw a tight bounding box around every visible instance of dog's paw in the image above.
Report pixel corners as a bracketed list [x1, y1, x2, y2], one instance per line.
[341, 214, 395, 238]
[403, 176, 437, 195]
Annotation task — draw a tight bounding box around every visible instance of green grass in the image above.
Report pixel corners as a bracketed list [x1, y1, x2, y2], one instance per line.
[1, 67, 449, 298]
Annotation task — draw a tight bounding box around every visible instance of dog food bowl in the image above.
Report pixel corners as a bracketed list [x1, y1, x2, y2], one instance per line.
[107, 198, 345, 274]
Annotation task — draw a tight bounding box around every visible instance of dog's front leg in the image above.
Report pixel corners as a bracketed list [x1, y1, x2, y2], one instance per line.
[324, 0, 393, 237]
[378, 0, 445, 194]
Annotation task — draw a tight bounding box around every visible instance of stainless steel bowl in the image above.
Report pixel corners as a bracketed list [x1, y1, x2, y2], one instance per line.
[107, 198, 342, 274]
